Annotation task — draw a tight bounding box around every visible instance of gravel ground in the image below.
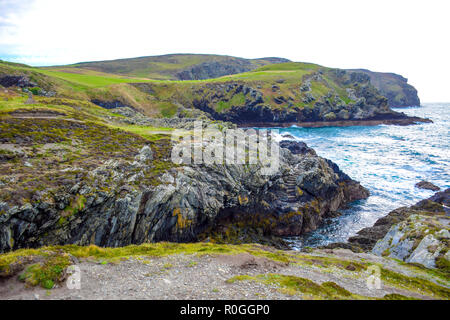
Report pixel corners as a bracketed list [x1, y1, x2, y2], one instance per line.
[0, 249, 441, 300]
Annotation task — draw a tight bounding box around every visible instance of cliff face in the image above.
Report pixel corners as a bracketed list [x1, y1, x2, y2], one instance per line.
[190, 71, 395, 124]
[347, 69, 420, 107]
[176, 57, 290, 80]
[0, 115, 368, 252]
[0, 60, 427, 125]
[133, 67, 428, 126]
[339, 189, 449, 272]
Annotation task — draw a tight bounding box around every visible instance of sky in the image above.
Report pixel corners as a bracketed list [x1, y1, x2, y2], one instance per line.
[0, 0, 449, 102]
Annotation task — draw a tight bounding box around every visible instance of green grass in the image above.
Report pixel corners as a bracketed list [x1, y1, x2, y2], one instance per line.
[226, 274, 358, 299]
[2, 56, 397, 123]
[17, 252, 72, 289]
[1, 242, 449, 299]
[256, 62, 321, 72]
[35, 69, 153, 88]
[0, 243, 297, 273]
[59, 54, 283, 80]
[227, 274, 390, 299]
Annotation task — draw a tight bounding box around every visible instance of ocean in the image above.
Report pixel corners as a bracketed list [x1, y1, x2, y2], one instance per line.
[277, 103, 450, 249]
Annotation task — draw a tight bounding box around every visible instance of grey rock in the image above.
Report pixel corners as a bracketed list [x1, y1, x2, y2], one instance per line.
[135, 146, 153, 162]
[0, 138, 368, 253]
[415, 180, 440, 191]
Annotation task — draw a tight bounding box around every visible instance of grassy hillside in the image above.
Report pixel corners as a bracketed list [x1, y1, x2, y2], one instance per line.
[0, 60, 354, 118]
[1, 57, 407, 125]
[49, 54, 290, 80]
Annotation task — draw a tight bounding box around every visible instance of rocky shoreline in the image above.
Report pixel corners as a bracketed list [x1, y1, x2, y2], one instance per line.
[238, 117, 431, 128]
[0, 129, 368, 253]
[326, 189, 450, 272]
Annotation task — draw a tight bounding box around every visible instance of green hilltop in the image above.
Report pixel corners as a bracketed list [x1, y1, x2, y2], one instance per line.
[55, 54, 290, 80]
[0, 59, 360, 120]
[0, 54, 421, 123]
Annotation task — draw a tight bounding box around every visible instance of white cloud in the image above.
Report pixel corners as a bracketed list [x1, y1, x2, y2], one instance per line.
[0, 0, 449, 101]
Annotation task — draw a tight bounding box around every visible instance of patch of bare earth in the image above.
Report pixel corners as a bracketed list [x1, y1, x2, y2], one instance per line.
[0, 250, 437, 300]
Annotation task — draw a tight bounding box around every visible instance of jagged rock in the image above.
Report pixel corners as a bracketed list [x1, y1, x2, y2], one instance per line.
[343, 189, 449, 255]
[324, 112, 337, 121]
[273, 96, 286, 104]
[91, 99, 131, 109]
[135, 146, 153, 162]
[300, 81, 311, 92]
[372, 214, 449, 269]
[415, 180, 440, 191]
[279, 140, 315, 156]
[346, 88, 358, 101]
[346, 69, 421, 107]
[0, 138, 368, 253]
[110, 106, 234, 130]
[174, 58, 288, 80]
[302, 93, 315, 104]
[0, 75, 37, 88]
[184, 71, 424, 125]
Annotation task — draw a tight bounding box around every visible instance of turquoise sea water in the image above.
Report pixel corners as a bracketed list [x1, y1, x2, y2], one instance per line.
[278, 103, 449, 249]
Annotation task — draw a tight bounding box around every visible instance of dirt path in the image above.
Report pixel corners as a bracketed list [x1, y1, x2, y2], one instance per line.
[0, 249, 436, 300]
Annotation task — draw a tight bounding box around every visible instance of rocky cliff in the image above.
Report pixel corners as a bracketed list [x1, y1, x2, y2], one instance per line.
[336, 189, 449, 272]
[176, 57, 290, 80]
[347, 69, 420, 107]
[132, 67, 428, 126]
[0, 60, 428, 126]
[0, 107, 368, 252]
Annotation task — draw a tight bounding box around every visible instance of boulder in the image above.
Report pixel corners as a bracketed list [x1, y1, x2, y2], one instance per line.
[0, 75, 37, 88]
[415, 180, 440, 191]
[135, 145, 153, 162]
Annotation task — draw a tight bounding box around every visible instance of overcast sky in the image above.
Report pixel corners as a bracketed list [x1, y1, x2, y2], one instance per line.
[0, 0, 449, 102]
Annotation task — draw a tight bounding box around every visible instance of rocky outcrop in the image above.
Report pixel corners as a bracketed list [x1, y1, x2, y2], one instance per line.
[371, 190, 449, 269]
[176, 61, 255, 80]
[0, 138, 368, 253]
[91, 99, 132, 110]
[189, 71, 427, 126]
[176, 58, 290, 80]
[0, 75, 37, 88]
[372, 214, 449, 269]
[415, 180, 440, 191]
[347, 69, 420, 107]
[343, 189, 449, 270]
[108, 106, 235, 130]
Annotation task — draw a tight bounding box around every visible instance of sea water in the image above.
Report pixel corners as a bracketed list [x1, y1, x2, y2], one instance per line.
[278, 103, 449, 249]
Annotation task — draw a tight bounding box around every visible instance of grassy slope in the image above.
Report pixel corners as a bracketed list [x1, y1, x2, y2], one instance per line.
[54, 54, 286, 80]
[1, 243, 448, 299]
[0, 61, 171, 117]
[1, 59, 353, 118]
[0, 88, 175, 206]
[129, 62, 354, 115]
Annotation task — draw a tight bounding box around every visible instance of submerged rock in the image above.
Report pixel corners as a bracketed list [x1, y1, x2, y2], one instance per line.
[415, 180, 440, 191]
